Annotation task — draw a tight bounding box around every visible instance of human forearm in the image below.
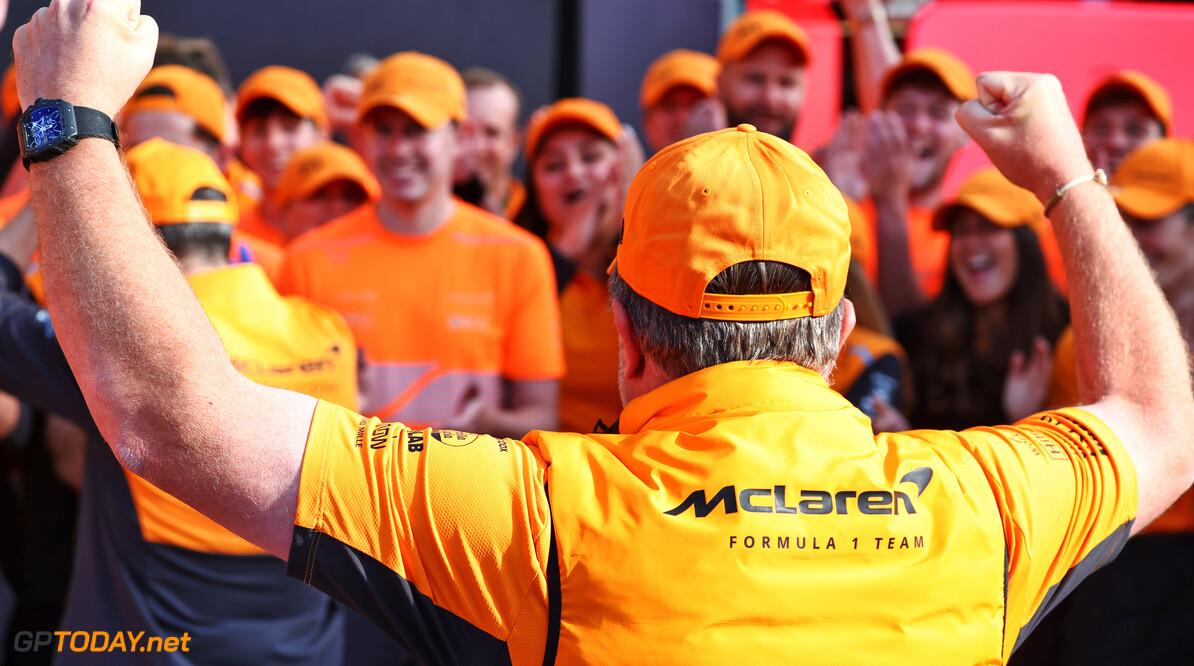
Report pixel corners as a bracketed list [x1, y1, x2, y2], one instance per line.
[844, 0, 900, 113]
[958, 72, 1194, 528]
[873, 196, 926, 317]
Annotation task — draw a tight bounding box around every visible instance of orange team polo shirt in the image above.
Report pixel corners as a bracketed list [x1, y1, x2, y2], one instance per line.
[280, 201, 564, 426]
[128, 262, 358, 554]
[1049, 326, 1193, 533]
[855, 197, 947, 298]
[558, 270, 621, 432]
[288, 360, 1136, 664]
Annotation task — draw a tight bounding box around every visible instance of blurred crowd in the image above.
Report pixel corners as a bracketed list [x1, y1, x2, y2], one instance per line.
[0, 1, 1190, 664]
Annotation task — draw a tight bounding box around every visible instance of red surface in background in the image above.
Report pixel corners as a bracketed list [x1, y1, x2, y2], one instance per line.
[750, 1, 1194, 196]
[909, 0, 1194, 195]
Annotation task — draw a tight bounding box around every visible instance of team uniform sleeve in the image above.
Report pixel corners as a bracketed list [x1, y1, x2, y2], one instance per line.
[287, 400, 554, 664]
[956, 407, 1137, 658]
[501, 239, 565, 381]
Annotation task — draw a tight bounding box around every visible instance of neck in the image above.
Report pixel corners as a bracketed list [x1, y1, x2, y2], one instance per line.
[376, 191, 455, 235]
[177, 252, 230, 276]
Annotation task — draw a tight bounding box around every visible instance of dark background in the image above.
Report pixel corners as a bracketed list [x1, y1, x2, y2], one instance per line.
[0, 0, 724, 138]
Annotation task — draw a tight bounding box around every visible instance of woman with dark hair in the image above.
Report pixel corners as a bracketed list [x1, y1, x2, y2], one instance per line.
[896, 169, 1069, 430]
[513, 98, 642, 432]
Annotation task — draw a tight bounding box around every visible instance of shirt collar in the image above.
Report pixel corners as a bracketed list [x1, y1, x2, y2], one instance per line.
[617, 360, 865, 434]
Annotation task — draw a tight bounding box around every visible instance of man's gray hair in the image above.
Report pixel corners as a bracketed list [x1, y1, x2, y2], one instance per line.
[608, 261, 846, 380]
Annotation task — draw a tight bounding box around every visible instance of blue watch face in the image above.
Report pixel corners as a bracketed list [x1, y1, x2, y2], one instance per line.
[23, 105, 64, 150]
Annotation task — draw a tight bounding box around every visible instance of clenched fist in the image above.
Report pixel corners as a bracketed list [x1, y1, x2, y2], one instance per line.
[955, 72, 1091, 205]
[13, 0, 158, 117]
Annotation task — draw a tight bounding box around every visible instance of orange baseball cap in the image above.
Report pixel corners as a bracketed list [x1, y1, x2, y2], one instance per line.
[1083, 70, 1173, 135]
[932, 168, 1043, 232]
[717, 9, 812, 66]
[640, 49, 720, 109]
[274, 142, 381, 209]
[524, 98, 623, 164]
[613, 124, 849, 320]
[1111, 138, 1194, 219]
[235, 66, 329, 129]
[880, 47, 976, 103]
[2, 64, 18, 121]
[357, 52, 466, 128]
[125, 65, 228, 142]
[126, 138, 238, 227]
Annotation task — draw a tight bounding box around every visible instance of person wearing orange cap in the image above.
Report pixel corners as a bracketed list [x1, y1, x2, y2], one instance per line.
[281, 52, 562, 439]
[512, 98, 641, 433]
[894, 168, 1068, 430]
[710, 9, 812, 142]
[120, 64, 285, 282]
[639, 49, 719, 153]
[0, 137, 356, 664]
[273, 141, 380, 242]
[234, 65, 331, 246]
[1081, 70, 1171, 177]
[821, 47, 977, 320]
[452, 68, 526, 219]
[1019, 137, 1194, 666]
[16, 4, 1194, 660]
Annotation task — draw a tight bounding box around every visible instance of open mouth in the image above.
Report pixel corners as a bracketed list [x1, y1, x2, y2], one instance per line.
[962, 254, 996, 281]
[564, 188, 588, 204]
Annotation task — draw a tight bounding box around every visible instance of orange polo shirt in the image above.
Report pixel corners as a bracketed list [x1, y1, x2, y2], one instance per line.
[854, 198, 947, 298]
[288, 360, 1136, 663]
[281, 201, 563, 426]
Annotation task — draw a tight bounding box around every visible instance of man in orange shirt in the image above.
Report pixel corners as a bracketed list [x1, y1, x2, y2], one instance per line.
[235, 65, 331, 246]
[639, 49, 719, 153]
[15, 3, 1194, 662]
[707, 9, 811, 142]
[281, 52, 562, 437]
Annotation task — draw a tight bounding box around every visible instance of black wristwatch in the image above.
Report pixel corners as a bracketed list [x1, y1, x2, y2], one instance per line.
[18, 98, 120, 170]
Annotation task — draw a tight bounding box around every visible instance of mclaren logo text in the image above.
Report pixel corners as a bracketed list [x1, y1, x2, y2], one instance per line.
[665, 467, 934, 518]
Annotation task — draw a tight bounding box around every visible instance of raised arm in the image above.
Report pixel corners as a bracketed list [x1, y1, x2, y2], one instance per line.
[14, 0, 311, 558]
[841, 0, 901, 113]
[958, 73, 1194, 531]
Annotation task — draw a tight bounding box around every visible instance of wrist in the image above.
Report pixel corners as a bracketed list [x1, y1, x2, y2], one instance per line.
[849, 1, 888, 26]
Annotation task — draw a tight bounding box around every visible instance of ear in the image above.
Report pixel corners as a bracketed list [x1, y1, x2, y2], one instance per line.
[612, 298, 645, 383]
[838, 297, 857, 353]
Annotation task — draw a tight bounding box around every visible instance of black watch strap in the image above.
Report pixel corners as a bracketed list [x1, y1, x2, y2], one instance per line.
[74, 105, 121, 149]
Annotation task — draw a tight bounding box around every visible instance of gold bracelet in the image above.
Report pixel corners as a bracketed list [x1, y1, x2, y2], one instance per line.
[1043, 169, 1108, 217]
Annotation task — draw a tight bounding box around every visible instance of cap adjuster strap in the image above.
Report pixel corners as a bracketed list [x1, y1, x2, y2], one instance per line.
[700, 291, 815, 321]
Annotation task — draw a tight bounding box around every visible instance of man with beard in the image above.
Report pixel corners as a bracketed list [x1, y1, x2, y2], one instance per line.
[713, 9, 811, 142]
